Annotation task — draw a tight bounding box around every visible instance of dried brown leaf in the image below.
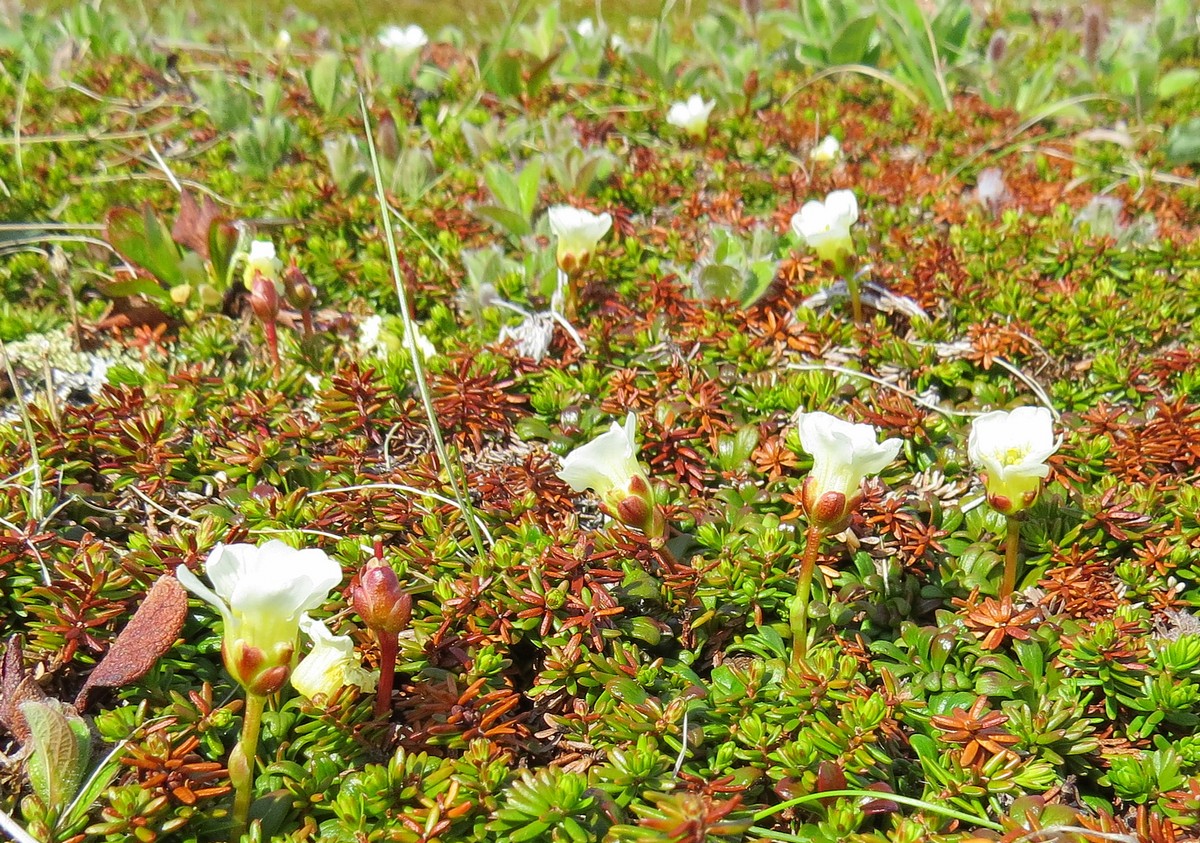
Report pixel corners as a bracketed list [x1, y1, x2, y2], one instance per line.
[0, 635, 49, 744]
[74, 575, 189, 710]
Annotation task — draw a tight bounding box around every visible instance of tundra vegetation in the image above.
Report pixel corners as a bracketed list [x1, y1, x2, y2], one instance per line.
[1, 0, 1199, 841]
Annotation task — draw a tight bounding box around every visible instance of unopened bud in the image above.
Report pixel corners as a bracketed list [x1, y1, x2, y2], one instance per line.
[249, 273, 279, 323]
[283, 262, 317, 310]
[352, 561, 412, 634]
[801, 477, 854, 534]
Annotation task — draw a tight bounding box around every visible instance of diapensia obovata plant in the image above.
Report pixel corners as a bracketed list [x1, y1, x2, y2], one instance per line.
[177, 541, 342, 839]
[791, 412, 902, 663]
[968, 406, 1059, 598]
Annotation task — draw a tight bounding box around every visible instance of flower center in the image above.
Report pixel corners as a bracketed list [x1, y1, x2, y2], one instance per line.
[1000, 445, 1028, 466]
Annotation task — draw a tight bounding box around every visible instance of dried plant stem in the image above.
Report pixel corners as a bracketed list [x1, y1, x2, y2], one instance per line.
[1002, 515, 1021, 598]
[374, 632, 398, 718]
[359, 93, 488, 564]
[790, 522, 824, 666]
[230, 691, 267, 840]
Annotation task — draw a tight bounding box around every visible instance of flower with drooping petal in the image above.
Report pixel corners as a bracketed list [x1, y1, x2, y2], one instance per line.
[378, 24, 428, 58]
[666, 94, 715, 136]
[176, 541, 342, 694]
[809, 134, 842, 163]
[242, 239, 282, 289]
[547, 205, 612, 274]
[557, 412, 663, 537]
[968, 407, 1057, 515]
[290, 615, 378, 701]
[790, 190, 859, 266]
[797, 411, 903, 532]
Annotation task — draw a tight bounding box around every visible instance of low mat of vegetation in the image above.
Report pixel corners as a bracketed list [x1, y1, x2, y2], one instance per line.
[1, 1, 1199, 841]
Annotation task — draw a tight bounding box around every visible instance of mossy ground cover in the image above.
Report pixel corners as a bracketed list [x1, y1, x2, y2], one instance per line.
[1, 1, 1200, 842]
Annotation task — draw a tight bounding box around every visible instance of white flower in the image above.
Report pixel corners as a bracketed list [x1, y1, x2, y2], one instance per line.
[290, 615, 378, 701]
[405, 326, 436, 361]
[557, 413, 662, 536]
[576, 18, 596, 38]
[809, 134, 842, 163]
[666, 94, 715, 136]
[790, 190, 859, 265]
[797, 411, 902, 530]
[243, 239, 282, 288]
[968, 407, 1057, 514]
[547, 205, 612, 273]
[176, 541, 342, 694]
[378, 24, 428, 58]
[275, 30, 292, 51]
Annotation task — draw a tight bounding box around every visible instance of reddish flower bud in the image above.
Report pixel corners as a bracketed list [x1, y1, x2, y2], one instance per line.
[352, 562, 412, 634]
[249, 273, 279, 323]
[283, 262, 317, 310]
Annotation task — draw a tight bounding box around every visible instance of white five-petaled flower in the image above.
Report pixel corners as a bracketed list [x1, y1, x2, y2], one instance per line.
[176, 541, 342, 695]
[243, 239, 282, 289]
[790, 190, 859, 267]
[378, 24, 428, 58]
[547, 205, 612, 273]
[666, 94, 715, 136]
[968, 406, 1057, 515]
[797, 411, 903, 531]
[290, 615, 378, 701]
[809, 134, 842, 163]
[557, 412, 663, 537]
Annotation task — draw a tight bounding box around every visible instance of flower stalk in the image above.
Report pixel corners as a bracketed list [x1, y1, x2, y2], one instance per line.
[1003, 514, 1022, 599]
[230, 691, 266, 840]
[790, 521, 824, 665]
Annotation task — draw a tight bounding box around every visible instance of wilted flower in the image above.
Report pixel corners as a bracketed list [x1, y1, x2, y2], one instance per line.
[968, 407, 1057, 515]
[290, 615, 377, 701]
[378, 24, 428, 58]
[797, 411, 902, 532]
[790, 190, 859, 267]
[809, 135, 842, 163]
[242, 239, 282, 289]
[557, 412, 663, 537]
[666, 94, 715, 136]
[547, 205, 612, 274]
[176, 541, 342, 694]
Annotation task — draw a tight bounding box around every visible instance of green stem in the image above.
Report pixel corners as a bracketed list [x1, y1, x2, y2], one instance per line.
[790, 522, 824, 666]
[230, 692, 267, 841]
[1002, 515, 1021, 599]
[846, 272, 863, 325]
[375, 632, 398, 718]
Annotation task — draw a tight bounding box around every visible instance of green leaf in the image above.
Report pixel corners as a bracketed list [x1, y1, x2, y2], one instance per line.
[1157, 68, 1200, 101]
[208, 219, 240, 287]
[308, 52, 347, 115]
[106, 204, 184, 287]
[830, 15, 877, 65]
[1165, 118, 1200, 166]
[98, 275, 172, 301]
[475, 205, 532, 238]
[20, 699, 91, 809]
[515, 158, 544, 221]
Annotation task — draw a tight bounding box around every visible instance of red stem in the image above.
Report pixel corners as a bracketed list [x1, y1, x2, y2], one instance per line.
[375, 632, 398, 718]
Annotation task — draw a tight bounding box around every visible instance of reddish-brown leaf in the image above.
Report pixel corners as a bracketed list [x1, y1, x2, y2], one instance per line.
[74, 575, 189, 710]
[0, 635, 49, 744]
